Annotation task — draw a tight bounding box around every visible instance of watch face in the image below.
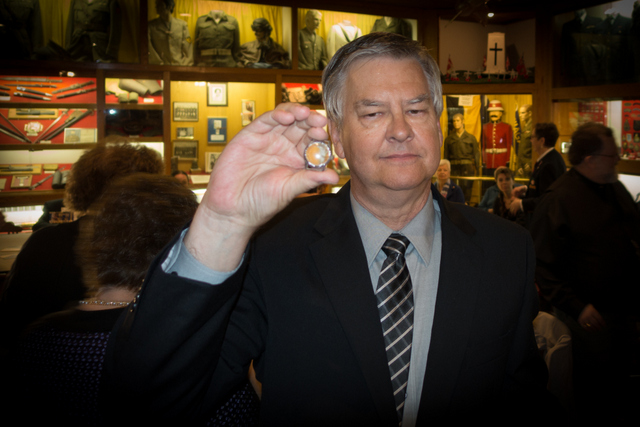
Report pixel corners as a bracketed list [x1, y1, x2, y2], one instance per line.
[305, 140, 332, 169]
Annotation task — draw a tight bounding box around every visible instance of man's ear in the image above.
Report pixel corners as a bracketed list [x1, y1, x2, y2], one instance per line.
[329, 121, 346, 159]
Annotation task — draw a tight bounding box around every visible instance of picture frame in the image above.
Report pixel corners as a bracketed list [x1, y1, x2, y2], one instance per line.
[172, 140, 198, 160]
[207, 117, 227, 144]
[207, 83, 228, 106]
[173, 102, 199, 122]
[205, 151, 222, 173]
[241, 99, 255, 126]
[176, 126, 194, 139]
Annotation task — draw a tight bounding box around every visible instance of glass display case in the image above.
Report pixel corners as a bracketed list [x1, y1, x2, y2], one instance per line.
[554, 1, 640, 87]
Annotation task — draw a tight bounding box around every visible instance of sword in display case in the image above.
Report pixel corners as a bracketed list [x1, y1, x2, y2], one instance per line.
[16, 87, 53, 97]
[56, 87, 96, 99]
[13, 92, 51, 101]
[52, 81, 94, 94]
[0, 77, 63, 82]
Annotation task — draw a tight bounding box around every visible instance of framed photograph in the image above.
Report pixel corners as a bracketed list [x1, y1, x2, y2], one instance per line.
[205, 151, 222, 173]
[64, 128, 97, 143]
[176, 126, 194, 139]
[173, 102, 199, 122]
[172, 140, 198, 160]
[207, 117, 227, 144]
[207, 83, 228, 106]
[241, 99, 255, 126]
[11, 175, 32, 189]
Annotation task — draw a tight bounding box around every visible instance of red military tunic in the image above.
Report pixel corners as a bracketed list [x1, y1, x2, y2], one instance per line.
[482, 121, 513, 168]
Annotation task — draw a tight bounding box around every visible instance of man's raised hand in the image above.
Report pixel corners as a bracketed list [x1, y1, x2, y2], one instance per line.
[184, 103, 339, 271]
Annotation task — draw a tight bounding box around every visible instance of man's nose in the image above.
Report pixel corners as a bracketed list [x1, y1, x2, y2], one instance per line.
[386, 113, 413, 143]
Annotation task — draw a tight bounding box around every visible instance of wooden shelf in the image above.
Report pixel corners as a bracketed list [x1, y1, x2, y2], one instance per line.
[0, 143, 96, 151]
[0, 189, 65, 208]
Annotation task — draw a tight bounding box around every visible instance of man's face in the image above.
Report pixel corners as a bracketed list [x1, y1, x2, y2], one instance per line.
[156, 0, 169, 18]
[306, 14, 321, 31]
[590, 135, 620, 183]
[174, 173, 189, 186]
[519, 106, 532, 123]
[254, 30, 268, 42]
[330, 57, 443, 200]
[489, 110, 503, 123]
[530, 132, 545, 154]
[453, 116, 463, 130]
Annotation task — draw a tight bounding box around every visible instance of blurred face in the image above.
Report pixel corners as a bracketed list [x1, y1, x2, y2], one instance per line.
[589, 135, 620, 183]
[306, 13, 321, 31]
[519, 106, 532, 123]
[489, 111, 503, 123]
[496, 172, 512, 193]
[156, 0, 170, 19]
[174, 173, 188, 186]
[331, 57, 443, 202]
[254, 30, 268, 42]
[452, 116, 463, 131]
[531, 132, 545, 154]
[436, 163, 450, 182]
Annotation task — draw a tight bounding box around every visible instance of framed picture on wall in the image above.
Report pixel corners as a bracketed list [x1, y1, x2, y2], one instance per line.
[207, 117, 227, 144]
[207, 83, 228, 106]
[176, 126, 194, 139]
[241, 99, 255, 126]
[172, 140, 198, 160]
[173, 102, 198, 122]
[205, 151, 222, 173]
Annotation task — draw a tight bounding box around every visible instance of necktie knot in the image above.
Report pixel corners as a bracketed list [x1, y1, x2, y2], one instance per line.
[382, 233, 410, 258]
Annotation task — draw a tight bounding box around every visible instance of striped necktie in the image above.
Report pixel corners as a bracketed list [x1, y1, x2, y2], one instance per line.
[376, 233, 414, 425]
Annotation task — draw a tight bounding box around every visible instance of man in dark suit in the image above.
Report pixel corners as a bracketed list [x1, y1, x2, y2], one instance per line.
[510, 122, 566, 226]
[530, 122, 640, 424]
[105, 33, 551, 424]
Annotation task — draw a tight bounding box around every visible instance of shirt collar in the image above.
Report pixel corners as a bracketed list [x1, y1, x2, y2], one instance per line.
[536, 146, 554, 161]
[350, 190, 438, 269]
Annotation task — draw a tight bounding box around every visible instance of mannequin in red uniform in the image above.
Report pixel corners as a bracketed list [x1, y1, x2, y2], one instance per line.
[482, 100, 513, 170]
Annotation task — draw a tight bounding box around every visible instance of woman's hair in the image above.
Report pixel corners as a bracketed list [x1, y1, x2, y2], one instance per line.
[439, 159, 451, 168]
[494, 166, 513, 181]
[77, 174, 198, 294]
[64, 144, 163, 213]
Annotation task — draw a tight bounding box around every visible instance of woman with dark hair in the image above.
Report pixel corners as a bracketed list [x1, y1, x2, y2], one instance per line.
[492, 166, 525, 227]
[11, 174, 198, 424]
[0, 144, 163, 352]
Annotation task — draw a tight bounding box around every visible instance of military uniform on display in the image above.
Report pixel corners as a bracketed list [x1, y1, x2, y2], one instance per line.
[443, 130, 480, 202]
[194, 11, 240, 68]
[0, 0, 43, 60]
[238, 38, 290, 69]
[483, 122, 512, 169]
[327, 22, 362, 57]
[65, 0, 122, 62]
[148, 16, 193, 66]
[516, 128, 532, 177]
[371, 17, 412, 38]
[298, 27, 328, 70]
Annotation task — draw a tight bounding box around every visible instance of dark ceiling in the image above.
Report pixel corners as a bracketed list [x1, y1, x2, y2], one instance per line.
[359, 0, 612, 25]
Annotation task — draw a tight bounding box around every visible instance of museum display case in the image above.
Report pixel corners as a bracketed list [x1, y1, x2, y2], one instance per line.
[2, 0, 639, 216]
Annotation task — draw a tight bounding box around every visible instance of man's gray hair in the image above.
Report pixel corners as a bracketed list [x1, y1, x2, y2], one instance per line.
[306, 9, 322, 19]
[321, 32, 443, 129]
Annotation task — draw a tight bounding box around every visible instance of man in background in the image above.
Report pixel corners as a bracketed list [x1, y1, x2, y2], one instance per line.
[510, 122, 566, 226]
[531, 122, 640, 424]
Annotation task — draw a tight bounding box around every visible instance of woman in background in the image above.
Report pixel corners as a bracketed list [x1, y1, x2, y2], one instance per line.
[12, 174, 260, 425]
[436, 159, 465, 203]
[492, 166, 525, 227]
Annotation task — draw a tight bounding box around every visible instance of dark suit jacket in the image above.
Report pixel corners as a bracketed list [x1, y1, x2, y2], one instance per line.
[522, 149, 566, 214]
[104, 183, 550, 424]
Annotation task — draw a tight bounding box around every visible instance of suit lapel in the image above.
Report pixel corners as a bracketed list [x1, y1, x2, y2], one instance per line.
[418, 193, 483, 418]
[309, 183, 398, 425]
